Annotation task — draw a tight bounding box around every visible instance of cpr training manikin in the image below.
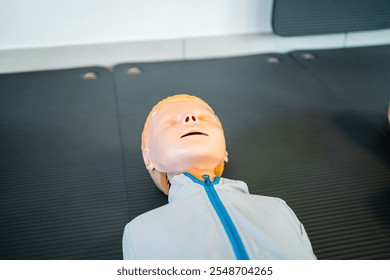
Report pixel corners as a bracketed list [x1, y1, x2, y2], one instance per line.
[122, 94, 317, 260]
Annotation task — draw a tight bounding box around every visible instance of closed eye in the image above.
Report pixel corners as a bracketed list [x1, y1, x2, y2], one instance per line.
[198, 113, 219, 123]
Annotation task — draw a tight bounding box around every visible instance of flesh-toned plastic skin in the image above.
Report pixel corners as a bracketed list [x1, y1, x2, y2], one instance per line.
[142, 94, 228, 194]
[388, 102, 390, 123]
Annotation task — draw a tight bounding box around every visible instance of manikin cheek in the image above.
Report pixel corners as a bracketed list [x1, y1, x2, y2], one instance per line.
[150, 144, 189, 171]
[147, 135, 176, 170]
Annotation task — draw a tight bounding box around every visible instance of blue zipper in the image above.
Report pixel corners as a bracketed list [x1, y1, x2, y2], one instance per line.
[184, 172, 249, 260]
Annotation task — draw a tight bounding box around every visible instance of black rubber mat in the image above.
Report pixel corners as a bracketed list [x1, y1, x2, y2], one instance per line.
[290, 46, 390, 258]
[292, 45, 390, 142]
[273, 0, 390, 36]
[0, 68, 129, 259]
[1, 46, 389, 260]
[114, 51, 390, 260]
[288, 46, 390, 259]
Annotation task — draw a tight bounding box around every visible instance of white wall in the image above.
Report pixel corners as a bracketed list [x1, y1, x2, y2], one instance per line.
[2, 0, 389, 73]
[0, 0, 273, 50]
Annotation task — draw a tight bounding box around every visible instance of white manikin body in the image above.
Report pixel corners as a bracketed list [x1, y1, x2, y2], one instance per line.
[122, 173, 316, 260]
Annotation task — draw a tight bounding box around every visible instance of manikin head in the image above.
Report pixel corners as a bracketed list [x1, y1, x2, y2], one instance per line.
[142, 94, 228, 194]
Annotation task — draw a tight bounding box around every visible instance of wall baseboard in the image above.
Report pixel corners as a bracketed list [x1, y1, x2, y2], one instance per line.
[1, 29, 389, 74]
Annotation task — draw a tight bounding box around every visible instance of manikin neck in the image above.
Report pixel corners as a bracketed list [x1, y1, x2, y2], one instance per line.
[167, 168, 216, 182]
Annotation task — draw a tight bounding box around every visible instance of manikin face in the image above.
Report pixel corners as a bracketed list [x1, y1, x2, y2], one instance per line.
[144, 101, 227, 174]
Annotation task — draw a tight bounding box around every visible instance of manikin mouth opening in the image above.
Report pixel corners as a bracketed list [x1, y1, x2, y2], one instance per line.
[180, 132, 209, 138]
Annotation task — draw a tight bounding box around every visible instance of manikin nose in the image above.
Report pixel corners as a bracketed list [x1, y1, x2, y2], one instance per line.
[183, 114, 198, 124]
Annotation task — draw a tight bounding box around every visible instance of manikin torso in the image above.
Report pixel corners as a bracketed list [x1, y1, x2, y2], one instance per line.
[122, 173, 316, 260]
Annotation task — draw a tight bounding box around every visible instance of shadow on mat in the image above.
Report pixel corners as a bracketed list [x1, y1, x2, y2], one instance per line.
[332, 112, 390, 230]
[332, 112, 390, 166]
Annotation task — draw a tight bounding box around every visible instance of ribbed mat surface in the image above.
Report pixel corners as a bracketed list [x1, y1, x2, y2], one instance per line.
[114, 49, 390, 259]
[1, 46, 389, 260]
[289, 47, 390, 258]
[273, 0, 390, 36]
[292, 46, 390, 141]
[0, 68, 129, 259]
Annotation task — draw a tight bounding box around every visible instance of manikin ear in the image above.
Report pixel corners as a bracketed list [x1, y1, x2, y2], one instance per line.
[148, 169, 170, 195]
[143, 147, 170, 195]
[143, 148, 155, 171]
[214, 151, 229, 177]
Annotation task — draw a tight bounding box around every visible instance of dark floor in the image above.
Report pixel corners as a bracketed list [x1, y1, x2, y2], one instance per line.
[1, 45, 389, 259]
